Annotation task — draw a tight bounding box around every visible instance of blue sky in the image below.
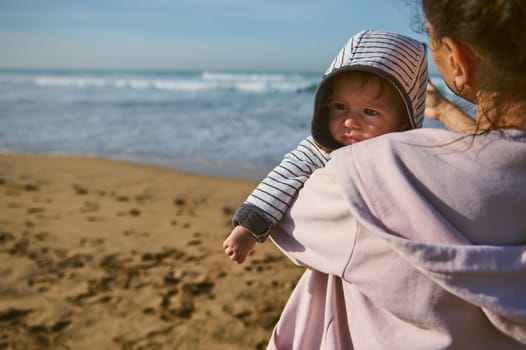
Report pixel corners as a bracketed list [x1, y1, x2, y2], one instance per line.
[0, 0, 431, 72]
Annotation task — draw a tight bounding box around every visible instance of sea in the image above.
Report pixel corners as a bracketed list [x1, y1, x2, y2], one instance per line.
[0, 69, 470, 180]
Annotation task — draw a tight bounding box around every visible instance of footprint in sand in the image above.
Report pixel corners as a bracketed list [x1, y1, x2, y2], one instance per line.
[79, 237, 105, 247]
[0, 308, 32, 321]
[117, 208, 141, 217]
[164, 296, 195, 319]
[58, 254, 92, 269]
[181, 277, 214, 297]
[26, 207, 45, 214]
[173, 198, 186, 206]
[222, 206, 235, 216]
[155, 286, 195, 320]
[23, 183, 39, 192]
[86, 215, 105, 222]
[163, 270, 182, 286]
[122, 229, 150, 238]
[72, 183, 88, 195]
[25, 314, 72, 335]
[0, 232, 14, 244]
[80, 201, 99, 213]
[33, 232, 48, 241]
[186, 239, 202, 246]
[7, 238, 29, 256]
[115, 195, 129, 202]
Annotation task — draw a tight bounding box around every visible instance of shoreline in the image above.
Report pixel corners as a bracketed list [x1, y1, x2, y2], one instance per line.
[0, 151, 276, 181]
[116, 154, 276, 181]
[0, 152, 303, 349]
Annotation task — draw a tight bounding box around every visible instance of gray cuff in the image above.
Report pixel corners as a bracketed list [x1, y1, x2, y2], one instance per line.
[232, 203, 274, 243]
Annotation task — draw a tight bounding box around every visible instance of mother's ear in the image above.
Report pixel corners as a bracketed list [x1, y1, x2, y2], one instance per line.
[440, 36, 476, 98]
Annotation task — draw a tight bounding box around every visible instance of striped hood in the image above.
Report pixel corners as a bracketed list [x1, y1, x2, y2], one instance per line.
[312, 30, 429, 150]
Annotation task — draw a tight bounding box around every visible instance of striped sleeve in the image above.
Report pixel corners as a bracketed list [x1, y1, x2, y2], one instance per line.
[233, 136, 331, 242]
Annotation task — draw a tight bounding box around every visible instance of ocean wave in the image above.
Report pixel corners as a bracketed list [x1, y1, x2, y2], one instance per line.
[0, 71, 318, 94]
[201, 71, 306, 82]
[295, 83, 318, 93]
[0, 71, 460, 98]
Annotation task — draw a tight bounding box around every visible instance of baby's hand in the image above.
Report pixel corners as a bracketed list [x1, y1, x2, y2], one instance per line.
[223, 226, 257, 264]
[425, 82, 454, 121]
[425, 82, 476, 132]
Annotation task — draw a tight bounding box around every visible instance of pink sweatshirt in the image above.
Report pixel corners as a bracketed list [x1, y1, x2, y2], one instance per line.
[269, 128, 526, 349]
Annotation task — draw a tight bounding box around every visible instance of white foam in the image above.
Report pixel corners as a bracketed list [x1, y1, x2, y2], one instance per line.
[0, 70, 318, 94]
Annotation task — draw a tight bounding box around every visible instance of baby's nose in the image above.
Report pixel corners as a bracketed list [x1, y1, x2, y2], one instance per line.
[343, 114, 360, 128]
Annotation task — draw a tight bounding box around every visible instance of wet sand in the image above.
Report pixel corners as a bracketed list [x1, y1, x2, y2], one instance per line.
[0, 153, 303, 350]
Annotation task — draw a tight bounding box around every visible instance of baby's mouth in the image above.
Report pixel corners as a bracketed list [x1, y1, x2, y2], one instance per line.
[341, 134, 360, 145]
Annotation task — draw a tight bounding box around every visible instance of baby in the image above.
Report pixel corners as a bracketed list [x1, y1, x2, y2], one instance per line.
[223, 30, 429, 263]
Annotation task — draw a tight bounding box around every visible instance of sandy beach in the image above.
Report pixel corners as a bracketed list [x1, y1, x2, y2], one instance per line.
[0, 153, 304, 349]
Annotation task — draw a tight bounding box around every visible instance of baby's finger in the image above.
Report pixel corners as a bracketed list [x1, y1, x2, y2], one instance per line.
[231, 252, 242, 263]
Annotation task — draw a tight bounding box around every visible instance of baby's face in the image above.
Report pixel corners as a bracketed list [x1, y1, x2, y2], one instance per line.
[327, 73, 407, 145]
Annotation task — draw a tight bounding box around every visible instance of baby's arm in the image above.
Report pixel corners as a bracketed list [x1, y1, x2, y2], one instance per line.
[425, 83, 477, 132]
[223, 136, 330, 263]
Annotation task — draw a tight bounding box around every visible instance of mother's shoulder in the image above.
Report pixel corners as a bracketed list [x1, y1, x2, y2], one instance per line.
[335, 128, 462, 156]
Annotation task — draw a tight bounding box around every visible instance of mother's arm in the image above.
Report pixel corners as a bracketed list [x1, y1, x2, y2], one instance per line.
[270, 159, 358, 277]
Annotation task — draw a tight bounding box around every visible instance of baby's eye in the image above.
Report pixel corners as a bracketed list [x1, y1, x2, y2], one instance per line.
[330, 101, 349, 112]
[363, 108, 379, 116]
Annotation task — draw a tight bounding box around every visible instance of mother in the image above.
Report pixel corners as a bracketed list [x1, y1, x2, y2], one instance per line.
[267, 1, 526, 349]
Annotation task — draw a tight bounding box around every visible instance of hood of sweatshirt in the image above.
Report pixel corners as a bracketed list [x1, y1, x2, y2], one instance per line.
[312, 30, 429, 150]
[332, 128, 526, 344]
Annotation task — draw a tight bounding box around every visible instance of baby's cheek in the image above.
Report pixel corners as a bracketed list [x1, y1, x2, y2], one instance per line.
[363, 124, 380, 134]
[366, 123, 394, 136]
